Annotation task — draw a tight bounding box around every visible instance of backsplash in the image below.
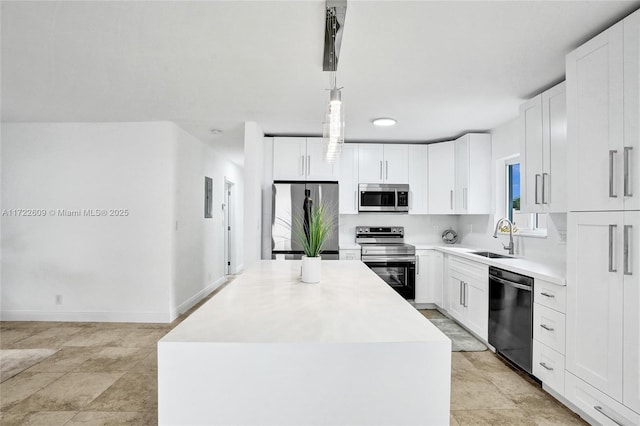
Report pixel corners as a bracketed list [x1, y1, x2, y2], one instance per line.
[339, 214, 457, 245]
[456, 213, 567, 266]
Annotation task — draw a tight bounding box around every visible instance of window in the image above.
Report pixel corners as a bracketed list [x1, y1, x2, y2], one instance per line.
[503, 158, 547, 236]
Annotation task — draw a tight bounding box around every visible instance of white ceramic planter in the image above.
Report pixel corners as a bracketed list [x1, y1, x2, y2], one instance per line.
[301, 255, 321, 283]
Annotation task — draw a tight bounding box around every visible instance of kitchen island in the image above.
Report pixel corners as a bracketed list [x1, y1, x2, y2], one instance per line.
[158, 260, 451, 425]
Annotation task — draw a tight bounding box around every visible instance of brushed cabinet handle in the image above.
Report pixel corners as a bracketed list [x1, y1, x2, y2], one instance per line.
[624, 225, 632, 276]
[540, 292, 555, 298]
[539, 362, 554, 371]
[416, 255, 420, 275]
[300, 155, 305, 176]
[385, 161, 389, 180]
[594, 406, 625, 426]
[464, 282, 468, 307]
[609, 224, 617, 273]
[540, 324, 555, 332]
[542, 173, 549, 204]
[379, 161, 383, 180]
[463, 188, 467, 210]
[609, 150, 618, 198]
[624, 146, 633, 197]
[307, 155, 311, 176]
[450, 190, 454, 211]
[459, 281, 463, 306]
[535, 174, 541, 204]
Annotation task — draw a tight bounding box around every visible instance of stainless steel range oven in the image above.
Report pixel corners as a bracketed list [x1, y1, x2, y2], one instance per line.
[357, 226, 416, 299]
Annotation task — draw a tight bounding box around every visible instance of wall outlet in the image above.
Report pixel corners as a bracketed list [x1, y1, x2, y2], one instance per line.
[55, 294, 63, 305]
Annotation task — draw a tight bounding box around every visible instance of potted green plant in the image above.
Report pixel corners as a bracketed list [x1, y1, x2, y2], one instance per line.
[292, 203, 333, 283]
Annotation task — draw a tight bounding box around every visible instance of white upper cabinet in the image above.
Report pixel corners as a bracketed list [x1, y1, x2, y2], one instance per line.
[520, 83, 567, 213]
[624, 11, 640, 211]
[428, 141, 455, 214]
[454, 134, 492, 214]
[358, 144, 409, 184]
[272, 137, 338, 181]
[305, 138, 338, 181]
[272, 137, 307, 180]
[566, 22, 624, 212]
[338, 144, 359, 214]
[408, 145, 428, 214]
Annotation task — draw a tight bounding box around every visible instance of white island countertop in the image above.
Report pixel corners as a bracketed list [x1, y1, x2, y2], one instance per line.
[158, 260, 451, 426]
[162, 260, 447, 344]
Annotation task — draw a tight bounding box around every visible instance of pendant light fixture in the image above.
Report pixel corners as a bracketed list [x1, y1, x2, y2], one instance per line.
[323, 1, 347, 164]
[324, 72, 344, 163]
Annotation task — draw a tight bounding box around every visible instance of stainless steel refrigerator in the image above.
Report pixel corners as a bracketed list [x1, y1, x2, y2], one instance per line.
[271, 181, 339, 260]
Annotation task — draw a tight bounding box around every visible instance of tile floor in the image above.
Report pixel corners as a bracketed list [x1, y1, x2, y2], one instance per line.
[1, 285, 586, 425]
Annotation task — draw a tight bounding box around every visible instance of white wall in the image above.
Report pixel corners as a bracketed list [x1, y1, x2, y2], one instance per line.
[242, 122, 264, 269]
[1, 122, 244, 322]
[1, 122, 175, 322]
[456, 118, 567, 266]
[172, 125, 244, 318]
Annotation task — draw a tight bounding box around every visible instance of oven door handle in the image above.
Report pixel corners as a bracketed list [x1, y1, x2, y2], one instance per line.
[362, 256, 416, 263]
[491, 276, 532, 291]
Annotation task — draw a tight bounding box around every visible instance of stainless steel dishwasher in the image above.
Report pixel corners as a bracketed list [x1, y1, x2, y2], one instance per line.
[488, 266, 534, 374]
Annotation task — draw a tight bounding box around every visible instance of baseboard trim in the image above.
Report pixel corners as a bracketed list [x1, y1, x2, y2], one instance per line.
[175, 276, 226, 316]
[0, 310, 172, 323]
[413, 303, 438, 310]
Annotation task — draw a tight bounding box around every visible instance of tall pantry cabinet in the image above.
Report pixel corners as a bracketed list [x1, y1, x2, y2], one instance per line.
[565, 9, 640, 425]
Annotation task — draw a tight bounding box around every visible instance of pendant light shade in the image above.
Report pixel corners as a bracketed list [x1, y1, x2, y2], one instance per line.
[324, 86, 345, 163]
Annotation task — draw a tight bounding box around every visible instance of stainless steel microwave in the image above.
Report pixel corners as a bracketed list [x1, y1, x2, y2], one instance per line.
[358, 183, 409, 212]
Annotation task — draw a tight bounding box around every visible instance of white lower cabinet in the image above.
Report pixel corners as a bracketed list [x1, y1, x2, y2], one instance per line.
[565, 372, 640, 426]
[339, 249, 361, 261]
[446, 255, 488, 341]
[533, 343, 565, 395]
[533, 280, 567, 396]
[415, 250, 444, 305]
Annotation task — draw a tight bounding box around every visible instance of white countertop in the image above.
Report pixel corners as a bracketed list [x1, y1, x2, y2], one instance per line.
[161, 260, 449, 344]
[414, 244, 566, 285]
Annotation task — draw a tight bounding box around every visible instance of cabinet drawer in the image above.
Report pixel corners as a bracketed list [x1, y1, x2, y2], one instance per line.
[533, 342, 565, 395]
[449, 256, 488, 283]
[533, 304, 566, 354]
[566, 372, 639, 426]
[534, 279, 566, 313]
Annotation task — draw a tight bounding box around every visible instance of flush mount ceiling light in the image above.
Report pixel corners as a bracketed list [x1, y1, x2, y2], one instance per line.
[323, 0, 347, 164]
[372, 118, 397, 127]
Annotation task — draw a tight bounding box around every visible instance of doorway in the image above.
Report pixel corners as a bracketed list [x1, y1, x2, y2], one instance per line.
[224, 179, 235, 275]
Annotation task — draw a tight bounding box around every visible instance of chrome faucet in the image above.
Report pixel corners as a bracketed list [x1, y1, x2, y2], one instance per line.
[493, 217, 515, 255]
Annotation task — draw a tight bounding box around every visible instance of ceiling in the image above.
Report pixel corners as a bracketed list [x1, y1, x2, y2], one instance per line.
[3, 1, 640, 166]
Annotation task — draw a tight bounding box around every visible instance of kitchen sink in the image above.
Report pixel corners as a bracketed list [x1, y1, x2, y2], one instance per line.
[470, 251, 514, 259]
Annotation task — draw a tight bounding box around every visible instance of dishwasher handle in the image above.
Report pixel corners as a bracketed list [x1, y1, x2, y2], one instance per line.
[490, 275, 532, 291]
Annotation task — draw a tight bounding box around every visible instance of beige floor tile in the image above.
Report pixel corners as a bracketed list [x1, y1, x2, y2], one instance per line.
[8, 327, 87, 349]
[0, 372, 64, 411]
[0, 328, 40, 348]
[418, 309, 447, 320]
[10, 372, 123, 412]
[85, 370, 156, 412]
[26, 347, 100, 373]
[75, 347, 153, 373]
[450, 370, 518, 411]
[485, 371, 547, 401]
[451, 352, 476, 373]
[0, 410, 76, 426]
[114, 329, 167, 348]
[450, 413, 461, 426]
[66, 410, 157, 426]
[452, 409, 536, 425]
[462, 351, 514, 375]
[1, 349, 58, 382]
[131, 350, 157, 372]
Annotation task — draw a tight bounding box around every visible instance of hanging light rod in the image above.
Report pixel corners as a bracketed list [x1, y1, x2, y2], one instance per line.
[323, 0, 347, 72]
